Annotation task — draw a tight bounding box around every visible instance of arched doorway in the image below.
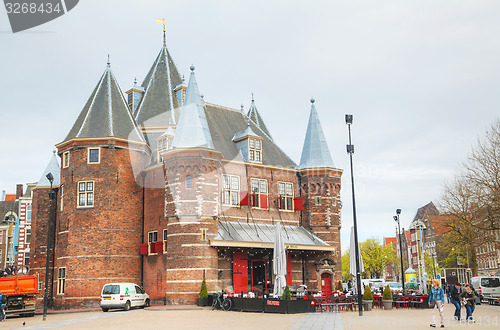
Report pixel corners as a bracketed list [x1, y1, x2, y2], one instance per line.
[321, 273, 332, 293]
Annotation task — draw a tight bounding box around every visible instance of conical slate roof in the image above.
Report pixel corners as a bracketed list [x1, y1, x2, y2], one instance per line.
[134, 41, 182, 127]
[36, 151, 61, 188]
[247, 98, 272, 140]
[297, 99, 335, 169]
[64, 63, 145, 144]
[171, 66, 214, 149]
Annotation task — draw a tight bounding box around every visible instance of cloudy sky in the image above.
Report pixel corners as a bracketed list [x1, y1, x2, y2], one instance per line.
[1, 1, 499, 251]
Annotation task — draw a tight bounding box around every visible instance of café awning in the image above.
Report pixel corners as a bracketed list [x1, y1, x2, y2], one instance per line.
[210, 220, 336, 252]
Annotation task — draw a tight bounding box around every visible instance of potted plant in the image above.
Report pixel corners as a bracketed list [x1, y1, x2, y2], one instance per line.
[382, 285, 393, 310]
[362, 285, 373, 311]
[197, 278, 208, 306]
[282, 285, 291, 300]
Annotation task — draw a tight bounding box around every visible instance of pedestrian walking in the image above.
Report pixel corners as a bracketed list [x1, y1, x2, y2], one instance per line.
[429, 279, 445, 328]
[445, 283, 451, 303]
[0, 291, 6, 322]
[459, 284, 476, 322]
[450, 282, 462, 320]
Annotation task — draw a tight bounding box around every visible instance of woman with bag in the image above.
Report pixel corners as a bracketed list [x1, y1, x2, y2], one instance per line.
[459, 284, 476, 322]
[429, 279, 445, 328]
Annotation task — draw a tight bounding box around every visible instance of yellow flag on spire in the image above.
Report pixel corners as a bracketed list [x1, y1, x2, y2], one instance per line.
[156, 18, 165, 25]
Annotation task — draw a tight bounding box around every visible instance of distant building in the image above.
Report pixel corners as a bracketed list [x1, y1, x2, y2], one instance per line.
[476, 230, 500, 276]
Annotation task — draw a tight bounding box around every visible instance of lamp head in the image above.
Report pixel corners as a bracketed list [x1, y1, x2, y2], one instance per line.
[46, 172, 54, 183]
[396, 208, 401, 215]
[345, 114, 353, 125]
[393, 216, 398, 222]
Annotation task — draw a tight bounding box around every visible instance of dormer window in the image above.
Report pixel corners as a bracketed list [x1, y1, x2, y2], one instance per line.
[249, 138, 262, 162]
[62, 151, 69, 168]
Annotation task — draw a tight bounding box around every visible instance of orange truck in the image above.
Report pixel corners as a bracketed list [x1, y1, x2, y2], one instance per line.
[0, 275, 37, 317]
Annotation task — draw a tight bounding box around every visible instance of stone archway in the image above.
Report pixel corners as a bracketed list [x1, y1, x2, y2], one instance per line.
[316, 258, 335, 293]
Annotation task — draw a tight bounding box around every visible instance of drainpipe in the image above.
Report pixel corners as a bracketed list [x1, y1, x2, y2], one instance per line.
[141, 171, 146, 288]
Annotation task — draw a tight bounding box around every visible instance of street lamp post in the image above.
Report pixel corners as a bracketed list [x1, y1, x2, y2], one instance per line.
[345, 114, 363, 316]
[43, 172, 56, 321]
[394, 209, 406, 296]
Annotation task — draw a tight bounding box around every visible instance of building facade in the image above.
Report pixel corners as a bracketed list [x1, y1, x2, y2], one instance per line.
[30, 33, 343, 309]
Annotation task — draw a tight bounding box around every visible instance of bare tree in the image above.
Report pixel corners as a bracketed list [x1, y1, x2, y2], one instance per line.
[464, 119, 500, 231]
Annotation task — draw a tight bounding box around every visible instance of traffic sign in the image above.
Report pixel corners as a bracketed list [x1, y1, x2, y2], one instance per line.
[436, 274, 441, 280]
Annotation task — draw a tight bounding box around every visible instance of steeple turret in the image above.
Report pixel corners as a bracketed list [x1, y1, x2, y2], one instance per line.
[171, 66, 214, 149]
[63, 61, 145, 144]
[297, 98, 335, 169]
[247, 95, 272, 140]
[134, 36, 182, 127]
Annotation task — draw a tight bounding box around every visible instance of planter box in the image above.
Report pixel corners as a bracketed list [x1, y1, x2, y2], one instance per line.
[363, 300, 373, 311]
[288, 299, 315, 314]
[242, 298, 265, 312]
[230, 297, 242, 311]
[264, 299, 287, 314]
[197, 298, 208, 306]
[382, 299, 393, 310]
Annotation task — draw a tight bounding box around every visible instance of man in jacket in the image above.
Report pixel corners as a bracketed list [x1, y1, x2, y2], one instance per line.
[0, 291, 6, 322]
[449, 283, 462, 320]
[459, 284, 476, 322]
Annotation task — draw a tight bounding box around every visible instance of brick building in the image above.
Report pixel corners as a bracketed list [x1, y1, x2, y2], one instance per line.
[30, 33, 343, 309]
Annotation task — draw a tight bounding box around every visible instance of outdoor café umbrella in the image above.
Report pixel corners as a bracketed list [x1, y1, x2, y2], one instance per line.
[350, 226, 364, 295]
[273, 221, 287, 297]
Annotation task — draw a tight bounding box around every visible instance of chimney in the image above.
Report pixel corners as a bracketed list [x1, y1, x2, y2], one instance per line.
[1, 190, 5, 201]
[16, 184, 24, 199]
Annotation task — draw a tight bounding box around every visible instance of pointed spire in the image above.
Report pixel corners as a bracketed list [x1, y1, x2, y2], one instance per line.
[36, 151, 61, 187]
[297, 98, 335, 169]
[134, 34, 182, 126]
[171, 66, 214, 149]
[63, 61, 145, 144]
[247, 95, 273, 140]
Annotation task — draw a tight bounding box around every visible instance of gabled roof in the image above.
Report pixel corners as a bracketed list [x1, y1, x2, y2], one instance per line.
[36, 151, 61, 188]
[171, 66, 214, 149]
[412, 202, 439, 222]
[134, 41, 182, 127]
[297, 99, 335, 170]
[247, 98, 272, 140]
[64, 63, 145, 144]
[204, 103, 296, 168]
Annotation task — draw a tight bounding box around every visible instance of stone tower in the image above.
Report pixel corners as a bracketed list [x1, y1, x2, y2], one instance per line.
[297, 99, 342, 291]
[48, 61, 150, 308]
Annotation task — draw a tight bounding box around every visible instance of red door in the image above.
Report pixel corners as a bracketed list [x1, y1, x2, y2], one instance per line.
[233, 252, 248, 293]
[321, 273, 332, 294]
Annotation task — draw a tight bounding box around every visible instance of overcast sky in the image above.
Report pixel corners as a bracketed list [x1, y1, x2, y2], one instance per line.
[1, 1, 499, 252]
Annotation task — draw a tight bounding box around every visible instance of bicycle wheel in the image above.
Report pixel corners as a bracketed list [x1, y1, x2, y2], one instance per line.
[211, 298, 218, 310]
[222, 298, 232, 311]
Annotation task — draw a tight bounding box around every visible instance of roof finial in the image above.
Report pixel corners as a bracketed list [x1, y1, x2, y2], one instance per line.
[182, 74, 185, 82]
[134, 77, 137, 85]
[107, 54, 110, 67]
[241, 104, 244, 113]
[251, 93, 254, 102]
[190, 65, 195, 72]
[53, 149, 56, 154]
[310, 97, 315, 104]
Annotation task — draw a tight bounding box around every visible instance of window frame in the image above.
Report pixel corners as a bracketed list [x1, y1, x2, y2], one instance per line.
[201, 228, 207, 241]
[57, 267, 66, 295]
[162, 229, 168, 253]
[77, 181, 94, 208]
[222, 174, 240, 206]
[186, 175, 192, 189]
[248, 138, 263, 163]
[62, 151, 70, 168]
[250, 178, 268, 209]
[148, 231, 158, 255]
[278, 181, 294, 211]
[87, 147, 101, 164]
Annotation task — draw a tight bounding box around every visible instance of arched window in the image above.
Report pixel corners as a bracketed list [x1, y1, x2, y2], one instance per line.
[186, 175, 192, 189]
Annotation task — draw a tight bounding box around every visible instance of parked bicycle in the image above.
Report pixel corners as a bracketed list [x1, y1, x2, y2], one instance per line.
[212, 292, 232, 311]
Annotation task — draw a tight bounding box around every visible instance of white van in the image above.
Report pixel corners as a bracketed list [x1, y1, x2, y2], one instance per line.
[100, 283, 150, 312]
[471, 276, 500, 300]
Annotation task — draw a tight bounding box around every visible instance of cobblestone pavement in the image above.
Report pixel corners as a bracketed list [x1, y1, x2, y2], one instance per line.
[0, 303, 498, 329]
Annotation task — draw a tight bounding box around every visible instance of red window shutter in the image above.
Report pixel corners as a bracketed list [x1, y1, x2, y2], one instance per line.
[155, 241, 164, 253]
[260, 194, 268, 209]
[286, 254, 292, 286]
[293, 196, 304, 211]
[140, 243, 149, 255]
[240, 191, 249, 206]
[278, 195, 283, 209]
[233, 251, 249, 293]
[150, 242, 157, 253]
